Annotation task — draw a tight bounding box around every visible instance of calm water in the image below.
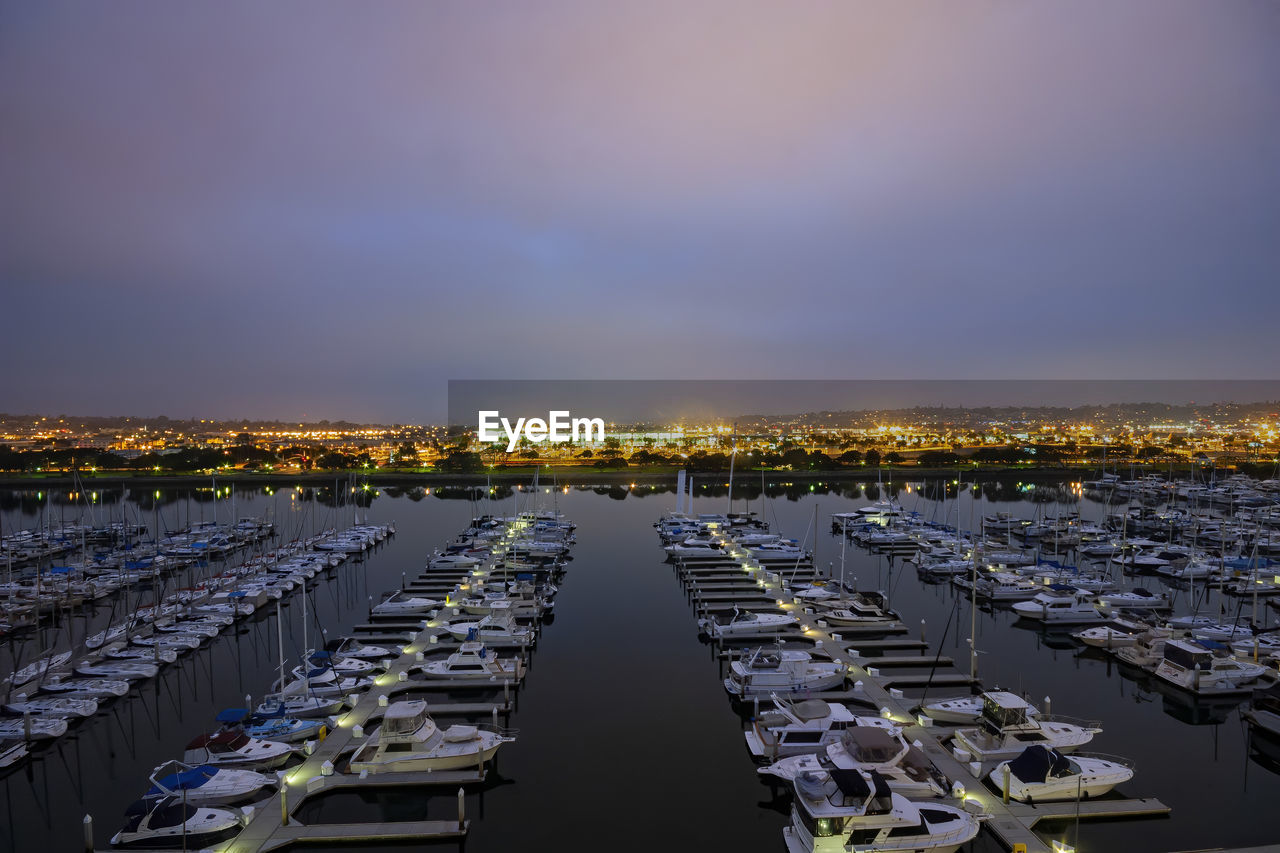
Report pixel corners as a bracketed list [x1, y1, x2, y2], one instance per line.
[2, 480, 1278, 852]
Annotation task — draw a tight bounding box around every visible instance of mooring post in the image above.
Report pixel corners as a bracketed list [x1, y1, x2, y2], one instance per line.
[457, 787, 466, 829]
[280, 779, 289, 825]
[1044, 695, 1051, 718]
[82, 814, 93, 852]
[920, 618, 926, 644]
[1002, 764, 1011, 804]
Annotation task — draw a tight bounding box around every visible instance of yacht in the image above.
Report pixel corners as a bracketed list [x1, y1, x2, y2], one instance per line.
[704, 609, 798, 638]
[814, 593, 899, 625]
[418, 643, 524, 680]
[952, 692, 1099, 761]
[989, 745, 1133, 802]
[348, 699, 513, 773]
[1152, 639, 1268, 695]
[1243, 687, 1280, 763]
[920, 692, 1040, 725]
[0, 740, 28, 771]
[746, 696, 896, 759]
[1073, 617, 1149, 649]
[445, 608, 535, 646]
[724, 647, 846, 697]
[3, 651, 71, 688]
[1095, 588, 1172, 613]
[183, 730, 294, 770]
[110, 798, 243, 849]
[763, 726, 947, 798]
[144, 760, 276, 805]
[325, 637, 398, 661]
[371, 591, 442, 616]
[215, 707, 328, 744]
[781, 768, 980, 853]
[1011, 587, 1106, 625]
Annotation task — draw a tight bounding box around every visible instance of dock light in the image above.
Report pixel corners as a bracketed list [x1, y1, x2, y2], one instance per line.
[951, 781, 966, 799]
[1051, 843, 1076, 853]
[880, 706, 892, 719]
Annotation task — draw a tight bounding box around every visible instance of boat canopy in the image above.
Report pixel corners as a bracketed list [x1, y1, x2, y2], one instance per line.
[1007, 745, 1072, 783]
[147, 765, 218, 795]
[841, 727, 901, 764]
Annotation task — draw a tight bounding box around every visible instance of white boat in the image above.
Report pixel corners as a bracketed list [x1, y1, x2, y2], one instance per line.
[183, 730, 294, 769]
[254, 694, 346, 719]
[86, 622, 133, 650]
[110, 798, 243, 849]
[75, 659, 159, 680]
[919, 692, 1040, 725]
[418, 642, 524, 680]
[37, 675, 130, 698]
[103, 643, 178, 665]
[813, 591, 899, 624]
[348, 699, 513, 773]
[1011, 587, 1106, 624]
[0, 740, 28, 770]
[762, 726, 947, 798]
[782, 767, 980, 853]
[746, 696, 896, 759]
[664, 538, 725, 559]
[144, 760, 275, 805]
[4, 651, 71, 687]
[268, 664, 373, 700]
[4, 695, 98, 718]
[704, 609, 798, 638]
[307, 650, 377, 675]
[724, 647, 846, 697]
[1073, 617, 1150, 649]
[990, 745, 1134, 803]
[0, 715, 68, 740]
[952, 692, 1099, 761]
[371, 591, 442, 616]
[446, 609, 535, 646]
[1095, 588, 1172, 613]
[324, 637, 398, 661]
[427, 553, 480, 570]
[1152, 639, 1268, 695]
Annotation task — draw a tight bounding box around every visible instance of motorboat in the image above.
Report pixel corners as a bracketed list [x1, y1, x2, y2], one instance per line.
[325, 637, 398, 661]
[307, 650, 378, 676]
[268, 664, 373, 699]
[746, 696, 897, 759]
[214, 707, 328, 744]
[990, 745, 1133, 802]
[1073, 617, 1150, 649]
[445, 609, 535, 646]
[1011, 587, 1106, 625]
[347, 699, 513, 773]
[371, 591, 442, 616]
[703, 609, 798, 639]
[183, 730, 293, 770]
[110, 798, 243, 849]
[781, 767, 980, 853]
[813, 593, 899, 625]
[254, 693, 346, 719]
[952, 692, 1099, 761]
[724, 647, 846, 697]
[418, 642, 524, 680]
[1243, 686, 1280, 763]
[3, 694, 98, 719]
[919, 692, 1040, 725]
[427, 552, 480, 570]
[1152, 639, 1268, 695]
[762, 727, 947, 798]
[144, 760, 275, 805]
[1096, 588, 1172, 613]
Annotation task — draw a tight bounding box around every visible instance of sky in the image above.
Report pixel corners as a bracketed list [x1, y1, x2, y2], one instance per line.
[2, 1, 1278, 423]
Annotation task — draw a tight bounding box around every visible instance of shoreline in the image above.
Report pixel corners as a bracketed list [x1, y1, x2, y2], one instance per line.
[0, 463, 1239, 489]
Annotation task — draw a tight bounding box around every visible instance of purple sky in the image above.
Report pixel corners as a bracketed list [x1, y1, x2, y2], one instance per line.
[2, 2, 1278, 422]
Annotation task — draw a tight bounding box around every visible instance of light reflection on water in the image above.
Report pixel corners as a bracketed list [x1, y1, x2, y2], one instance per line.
[0, 480, 1277, 852]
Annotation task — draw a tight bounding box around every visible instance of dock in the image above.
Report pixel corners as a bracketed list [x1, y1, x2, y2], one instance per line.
[670, 532, 1172, 853]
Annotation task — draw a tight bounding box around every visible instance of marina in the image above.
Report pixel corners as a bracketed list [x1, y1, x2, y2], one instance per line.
[2, 473, 1280, 851]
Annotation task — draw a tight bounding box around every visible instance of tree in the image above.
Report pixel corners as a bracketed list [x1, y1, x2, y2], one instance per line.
[883, 451, 905, 465]
[396, 442, 418, 464]
[864, 449, 881, 467]
[837, 450, 863, 466]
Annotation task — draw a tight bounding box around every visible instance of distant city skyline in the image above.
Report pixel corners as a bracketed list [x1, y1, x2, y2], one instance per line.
[3, 2, 1278, 422]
